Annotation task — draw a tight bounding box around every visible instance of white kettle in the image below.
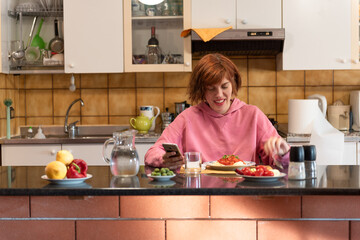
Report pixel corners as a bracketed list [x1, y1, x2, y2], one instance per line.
[307, 94, 327, 118]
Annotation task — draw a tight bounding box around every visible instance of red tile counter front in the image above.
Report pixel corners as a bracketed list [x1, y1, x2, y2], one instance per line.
[0, 195, 358, 240]
[0, 165, 360, 239]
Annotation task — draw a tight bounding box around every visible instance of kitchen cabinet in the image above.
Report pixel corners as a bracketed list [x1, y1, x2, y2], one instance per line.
[2, 0, 123, 74]
[63, 0, 123, 73]
[123, 0, 192, 72]
[279, 0, 353, 70]
[62, 143, 105, 166]
[191, 0, 281, 29]
[1, 144, 61, 166]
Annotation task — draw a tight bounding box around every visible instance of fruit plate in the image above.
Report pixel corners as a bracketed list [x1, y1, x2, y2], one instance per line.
[147, 174, 175, 182]
[41, 174, 92, 185]
[205, 161, 255, 171]
[235, 172, 287, 182]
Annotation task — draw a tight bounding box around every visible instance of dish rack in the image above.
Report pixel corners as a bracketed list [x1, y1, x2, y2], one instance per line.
[9, 0, 63, 18]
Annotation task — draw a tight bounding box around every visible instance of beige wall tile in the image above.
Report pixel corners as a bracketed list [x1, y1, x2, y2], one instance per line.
[109, 89, 136, 116]
[81, 74, 108, 88]
[277, 87, 305, 114]
[277, 70, 304, 86]
[305, 86, 333, 104]
[53, 74, 80, 88]
[18, 90, 26, 117]
[305, 70, 333, 85]
[164, 72, 191, 87]
[26, 90, 53, 117]
[137, 88, 163, 113]
[109, 116, 133, 125]
[232, 58, 248, 87]
[14, 75, 25, 89]
[137, 72, 163, 87]
[248, 59, 276, 86]
[6, 75, 16, 89]
[53, 89, 81, 116]
[334, 86, 360, 105]
[0, 74, 6, 88]
[0, 90, 5, 118]
[26, 117, 54, 126]
[334, 70, 360, 85]
[109, 73, 136, 88]
[54, 116, 79, 125]
[249, 87, 276, 114]
[25, 75, 52, 89]
[164, 88, 189, 113]
[237, 87, 248, 103]
[81, 89, 108, 116]
[81, 116, 108, 125]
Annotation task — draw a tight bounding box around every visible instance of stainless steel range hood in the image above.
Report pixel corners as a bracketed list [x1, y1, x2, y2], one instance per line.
[191, 28, 285, 56]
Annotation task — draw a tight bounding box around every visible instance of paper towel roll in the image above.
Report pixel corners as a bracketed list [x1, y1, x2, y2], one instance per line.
[288, 99, 319, 134]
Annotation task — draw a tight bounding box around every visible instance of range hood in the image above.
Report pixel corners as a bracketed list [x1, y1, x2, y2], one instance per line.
[191, 28, 285, 56]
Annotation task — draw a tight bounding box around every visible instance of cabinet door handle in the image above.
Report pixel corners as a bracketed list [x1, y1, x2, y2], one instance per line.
[50, 150, 56, 155]
[69, 64, 75, 68]
[241, 19, 248, 25]
[225, 19, 231, 24]
[184, 62, 190, 67]
[339, 58, 347, 64]
[352, 59, 359, 64]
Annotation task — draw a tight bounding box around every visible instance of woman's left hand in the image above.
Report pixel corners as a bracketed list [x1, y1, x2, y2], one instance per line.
[264, 136, 290, 158]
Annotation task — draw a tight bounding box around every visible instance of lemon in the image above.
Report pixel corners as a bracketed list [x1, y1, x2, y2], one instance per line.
[56, 150, 74, 166]
[45, 161, 67, 179]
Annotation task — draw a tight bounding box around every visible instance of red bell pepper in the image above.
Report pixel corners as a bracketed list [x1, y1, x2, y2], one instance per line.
[66, 159, 88, 178]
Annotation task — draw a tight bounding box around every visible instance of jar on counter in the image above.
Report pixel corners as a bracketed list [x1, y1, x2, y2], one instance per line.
[288, 146, 305, 180]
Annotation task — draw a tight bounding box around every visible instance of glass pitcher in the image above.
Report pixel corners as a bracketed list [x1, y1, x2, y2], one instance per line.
[103, 130, 140, 177]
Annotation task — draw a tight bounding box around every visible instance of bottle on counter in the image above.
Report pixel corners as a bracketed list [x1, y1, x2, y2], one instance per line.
[288, 145, 306, 180]
[26, 126, 34, 139]
[304, 145, 316, 179]
[145, 26, 161, 64]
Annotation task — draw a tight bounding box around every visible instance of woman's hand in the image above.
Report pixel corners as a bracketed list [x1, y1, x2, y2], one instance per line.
[264, 136, 290, 158]
[162, 151, 184, 170]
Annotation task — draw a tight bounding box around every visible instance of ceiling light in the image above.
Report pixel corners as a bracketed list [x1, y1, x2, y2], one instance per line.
[139, 0, 164, 5]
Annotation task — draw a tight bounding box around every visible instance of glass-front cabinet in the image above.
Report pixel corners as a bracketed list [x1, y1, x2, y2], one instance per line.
[124, 0, 192, 72]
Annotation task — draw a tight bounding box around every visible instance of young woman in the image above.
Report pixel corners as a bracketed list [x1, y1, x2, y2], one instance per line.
[145, 53, 290, 169]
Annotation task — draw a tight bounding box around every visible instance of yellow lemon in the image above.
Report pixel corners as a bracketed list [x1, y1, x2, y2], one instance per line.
[56, 150, 74, 166]
[45, 161, 67, 179]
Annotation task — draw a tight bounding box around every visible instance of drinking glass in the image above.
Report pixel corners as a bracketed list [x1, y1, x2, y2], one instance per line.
[185, 152, 201, 174]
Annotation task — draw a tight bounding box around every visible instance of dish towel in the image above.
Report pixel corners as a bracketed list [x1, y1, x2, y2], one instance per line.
[181, 26, 233, 42]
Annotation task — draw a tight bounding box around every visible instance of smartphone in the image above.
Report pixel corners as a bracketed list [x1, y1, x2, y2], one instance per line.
[162, 143, 182, 157]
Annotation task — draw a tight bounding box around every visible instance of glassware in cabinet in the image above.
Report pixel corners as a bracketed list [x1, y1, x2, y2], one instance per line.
[124, 0, 191, 72]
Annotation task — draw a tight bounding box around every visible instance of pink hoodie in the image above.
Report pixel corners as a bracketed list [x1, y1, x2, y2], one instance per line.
[145, 98, 289, 167]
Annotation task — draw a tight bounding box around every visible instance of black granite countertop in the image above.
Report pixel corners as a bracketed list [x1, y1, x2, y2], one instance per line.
[1, 165, 360, 196]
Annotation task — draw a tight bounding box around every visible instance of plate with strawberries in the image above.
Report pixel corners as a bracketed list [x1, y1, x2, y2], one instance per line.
[235, 165, 286, 182]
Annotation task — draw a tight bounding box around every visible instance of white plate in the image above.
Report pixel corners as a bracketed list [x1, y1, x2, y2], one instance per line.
[205, 160, 255, 171]
[235, 172, 287, 182]
[41, 174, 92, 185]
[147, 173, 175, 181]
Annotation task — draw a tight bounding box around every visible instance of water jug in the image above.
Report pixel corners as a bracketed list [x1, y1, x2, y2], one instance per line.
[102, 130, 140, 177]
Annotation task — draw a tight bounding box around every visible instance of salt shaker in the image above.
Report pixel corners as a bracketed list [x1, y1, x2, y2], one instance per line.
[304, 145, 316, 179]
[288, 146, 305, 180]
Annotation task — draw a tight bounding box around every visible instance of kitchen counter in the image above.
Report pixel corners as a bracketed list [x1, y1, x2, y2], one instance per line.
[1, 165, 359, 196]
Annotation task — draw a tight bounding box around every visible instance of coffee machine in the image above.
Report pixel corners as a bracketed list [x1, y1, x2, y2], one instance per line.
[175, 101, 190, 117]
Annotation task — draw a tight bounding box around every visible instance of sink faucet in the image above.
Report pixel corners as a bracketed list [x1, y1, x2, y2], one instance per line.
[64, 98, 84, 135]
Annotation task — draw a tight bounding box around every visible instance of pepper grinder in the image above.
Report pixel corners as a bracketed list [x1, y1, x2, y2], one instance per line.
[304, 145, 317, 179]
[288, 146, 305, 180]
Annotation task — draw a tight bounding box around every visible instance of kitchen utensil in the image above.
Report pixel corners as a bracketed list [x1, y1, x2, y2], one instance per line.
[102, 130, 140, 177]
[327, 104, 350, 131]
[175, 101, 190, 117]
[139, 105, 160, 132]
[26, 17, 38, 49]
[48, 19, 64, 53]
[288, 99, 322, 134]
[129, 113, 154, 134]
[31, 18, 46, 49]
[12, 12, 25, 60]
[25, 46, 41, 62]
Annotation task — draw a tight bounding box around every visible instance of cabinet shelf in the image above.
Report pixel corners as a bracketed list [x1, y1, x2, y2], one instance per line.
[8, 10, 63, 18]
[132, 16, 183, 20]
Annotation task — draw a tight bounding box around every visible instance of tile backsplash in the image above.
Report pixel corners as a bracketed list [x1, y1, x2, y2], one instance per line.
[1, 56, 360, 137]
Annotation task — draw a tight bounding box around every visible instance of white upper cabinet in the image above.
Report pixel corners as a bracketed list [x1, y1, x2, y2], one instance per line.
[64, 0, 123, 73]
[191, 0, 281, 29]
[281, 0, 352, 70]
[236, 0, 281, 29]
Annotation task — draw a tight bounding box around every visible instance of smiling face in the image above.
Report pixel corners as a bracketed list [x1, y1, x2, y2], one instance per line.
[204, 78, 233, 114]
